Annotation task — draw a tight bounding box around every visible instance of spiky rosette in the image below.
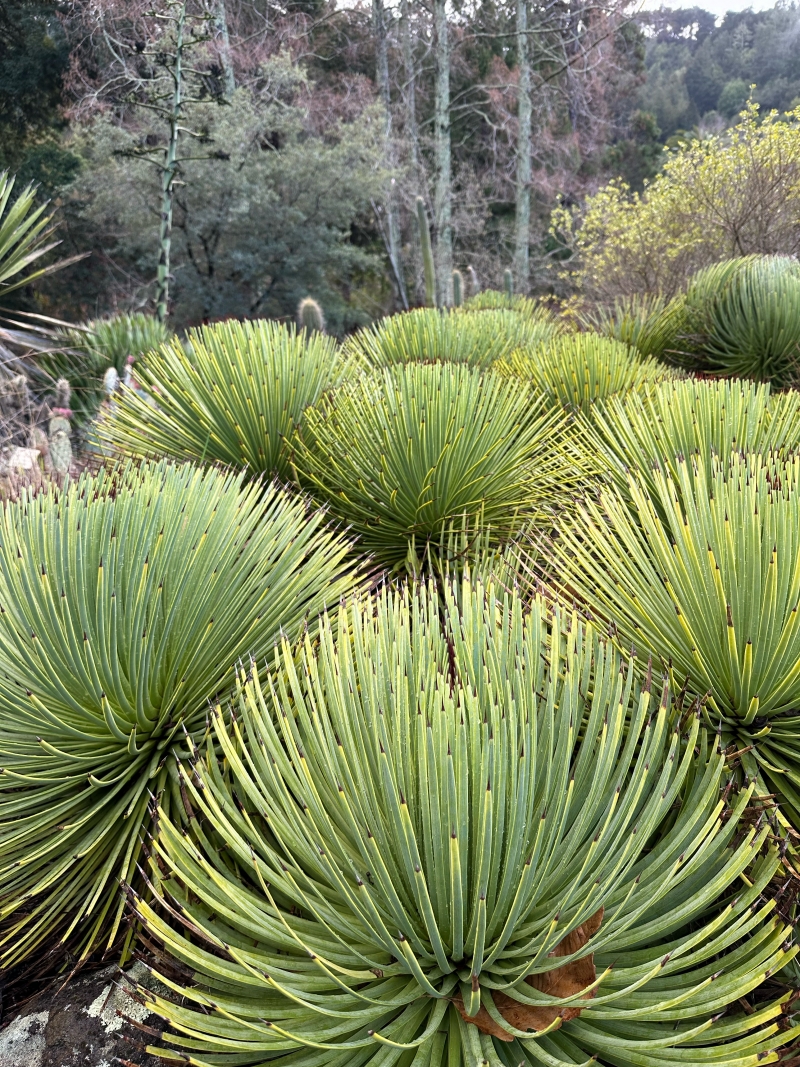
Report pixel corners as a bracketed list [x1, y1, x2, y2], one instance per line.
[0, 460, 358, 964]
[134, 579, 798, 1066]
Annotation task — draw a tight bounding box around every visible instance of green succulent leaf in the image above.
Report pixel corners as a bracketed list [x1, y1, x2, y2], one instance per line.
[343, 307, 560, 370]
[590, 377, 800, 500]
[498, 333, 677, 418]
[294, 362, 577, 573]
[579, 294, 687, 363]
[98, 320, 351, 481]
[134, 579, 797, 1066]
[0, 460, 358, 963]
[673, 256, 800, 387]
[554, 450, 800, 823]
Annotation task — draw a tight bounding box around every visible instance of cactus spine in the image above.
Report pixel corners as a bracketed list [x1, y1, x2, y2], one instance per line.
[504, 268, 514, 302]
[416, 196, 437, 307]
[452, 269, 464, 307]
[49, 378, 73, 475]
[297, 297, 325, 334]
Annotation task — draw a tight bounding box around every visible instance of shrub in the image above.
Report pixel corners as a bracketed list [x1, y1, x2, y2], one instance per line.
[555, 451, 800, 825]
[553, 102, 800, 300]
[0, 460, 357, 964]
[134, 579, 798, 1066]
[672, 255, 800, 387]
[98, 319, 349, 481]
[295, 362, 572, 572]
[500, 333, 675, 417]
[591, 377, 800, 499]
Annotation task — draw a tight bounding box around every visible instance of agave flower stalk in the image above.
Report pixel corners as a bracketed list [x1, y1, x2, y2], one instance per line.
[295, 362, 576, 573]
[0, 461, 358, 964]
[98, 320, 350, 481]
[134, 580, 798, 1066]
[555, 450, 800, 825]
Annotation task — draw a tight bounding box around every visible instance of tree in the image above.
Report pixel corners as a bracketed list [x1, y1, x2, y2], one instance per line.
[553, 101, 800, 299]
[513, 0, 532, 291]
[433, 0, 452, 305]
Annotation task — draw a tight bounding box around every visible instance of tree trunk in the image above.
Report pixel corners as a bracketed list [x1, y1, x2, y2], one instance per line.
[400, 0, 419, 176]
[433, 0, 452, 306]
[514, 0, 532, 293]
[156, 0, 186, 324]
[373, 0, 408, 309]
[211, 0, 235, 99]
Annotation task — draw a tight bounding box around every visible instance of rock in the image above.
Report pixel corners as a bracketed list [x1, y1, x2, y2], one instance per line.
[0, 448, 40, 475]
[0, 962, 163, 1067]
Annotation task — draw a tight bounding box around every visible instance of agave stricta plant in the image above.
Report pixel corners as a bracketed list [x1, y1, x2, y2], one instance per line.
[555, 450, 800, 825]
[0, 461, 356, 965]
[673, 255, 800, 387]
[98, 320, 350, 481]
[580, 293, 687, 361]
[591, 377, 800, 500]
[343, 307, 559, 370]
[500, 333, 675, 418]
[134, 579, 798, 1066]
[295, 362, 573, 573]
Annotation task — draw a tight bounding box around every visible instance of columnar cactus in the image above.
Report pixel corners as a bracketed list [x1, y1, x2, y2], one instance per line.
[504, 267, 514, 301]
[49, 378, 73, 475]
[416, 196, 437, 307]
[468, 265, 480, 295]
[297, 296, 325, 334]
[452, 269, 464, 307]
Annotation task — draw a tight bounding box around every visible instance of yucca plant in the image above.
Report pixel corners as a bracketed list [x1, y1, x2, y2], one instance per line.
[134, 579, 799, 1066]
[591, 377, 800, 500]
[342, 308, 520, 369]
[500, 333, 676, 418]
[0, 460, 357, 965]
[673, 255, 800, 387]
[0, 171, 79, 296]
[295, 362, 573, 573]
[580, 293, 687, 361]
[98, 319, 350, 481]
[555, 450, 800, 827]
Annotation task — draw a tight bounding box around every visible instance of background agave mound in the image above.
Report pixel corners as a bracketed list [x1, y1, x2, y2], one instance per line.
[295, 362, 572, 573]
[135, 580, 797, 1067]
[591, 377, 800, 499]
[580, 293, 687, 362]
[673, 255, 800, 387]
[500, 333, 675, 418]
[342, 307, 554, 369]
[38, 313, 171, 427]
[463, 290, 545, 315]
[0, 460, 356, 965]
[555, 451, 800, 825]
[98, 319, 348, 480]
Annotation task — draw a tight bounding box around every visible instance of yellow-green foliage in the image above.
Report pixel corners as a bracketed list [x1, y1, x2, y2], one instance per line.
[342, 307, 558, 369]
[554, 102, 800, 299]
[295, 362, 573, 572]
[500, 333, 675, 417]
[99, 319, 351, 480]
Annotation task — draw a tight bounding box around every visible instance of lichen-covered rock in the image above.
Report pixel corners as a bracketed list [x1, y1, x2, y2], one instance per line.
[0, 963, 162, 1067]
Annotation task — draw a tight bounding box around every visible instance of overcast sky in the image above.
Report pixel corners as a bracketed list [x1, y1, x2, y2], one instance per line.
[637, 0, 783, 18]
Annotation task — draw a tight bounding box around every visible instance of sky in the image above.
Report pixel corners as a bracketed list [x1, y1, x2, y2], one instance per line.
[638, 0, 784, 17]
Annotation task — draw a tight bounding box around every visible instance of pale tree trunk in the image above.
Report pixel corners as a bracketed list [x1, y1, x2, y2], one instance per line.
[400, 0, 419, 175]
[514, 0, 532, 292]
[373, 0, 408, 309]
[156, 0, 186, 323]
[211, 0, 235, 99]
[433, 0, 452, 306]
